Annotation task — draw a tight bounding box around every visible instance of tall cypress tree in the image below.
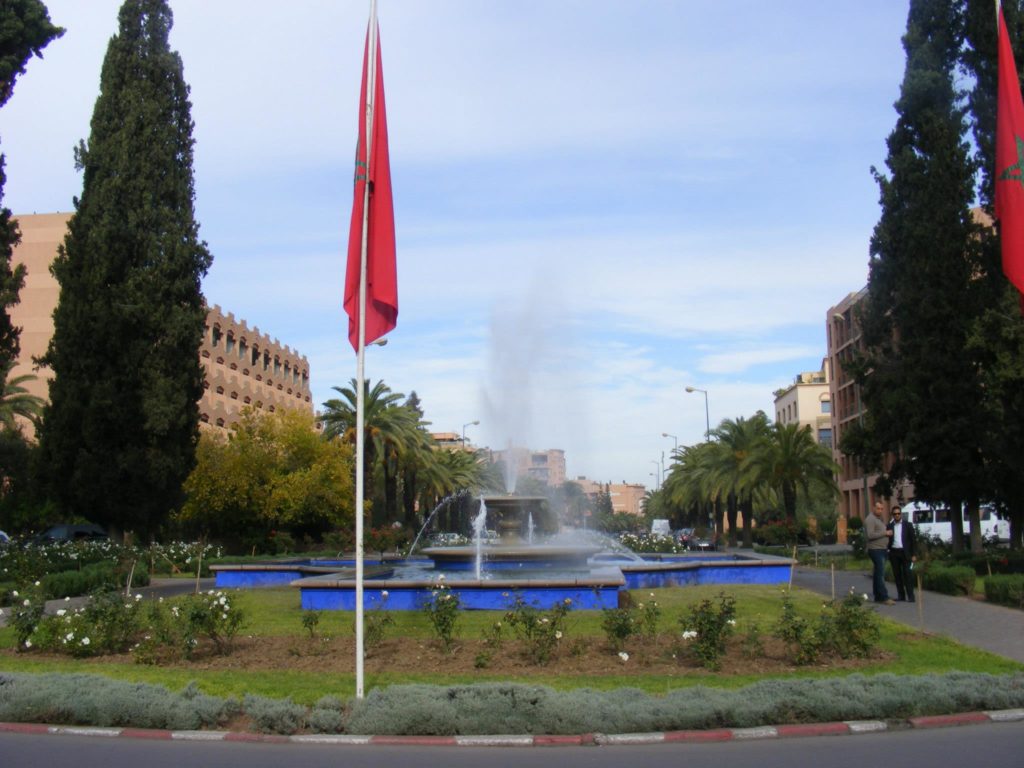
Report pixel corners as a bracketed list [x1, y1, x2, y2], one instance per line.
[962, 0, 1024, 548]
[847, 0, 989, 552]
[0, 2, 63, 373]
[38, 0, 211, 538]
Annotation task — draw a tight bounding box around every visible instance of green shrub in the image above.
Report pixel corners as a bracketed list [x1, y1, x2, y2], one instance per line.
[3, 584, 45, 649]
[243, 693, 306, 734]
[600, 593, 661, 651]
[984, 574, 1024, 608]
[0, 673, 238, 730]
[307, 695, 345, 733]
[815, 589, 880, 659]
[504, 596, 572, 664]
[600, 607, 636, 652]
[921, 564, 975, 596]
[363, 597, 395, 650]
[950, 550, 1024, 576]
[773, 591, 819, 664]
[422, 579, 461, 652]
[2, 671, 1024, 736]
[344, 673, 1024, 735]
[678, 593, 737, 670]
[774, 589, 880, 665]
[39, 560, 150, 600]
[301, 610, 321, 638]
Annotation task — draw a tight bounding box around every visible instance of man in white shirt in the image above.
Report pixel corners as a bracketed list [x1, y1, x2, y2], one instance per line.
[887, 505, 917, 602]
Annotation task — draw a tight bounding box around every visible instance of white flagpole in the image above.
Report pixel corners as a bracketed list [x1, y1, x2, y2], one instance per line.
[354, 0, 379, 701]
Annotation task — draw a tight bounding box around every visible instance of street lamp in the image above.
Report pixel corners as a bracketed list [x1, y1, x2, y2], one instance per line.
[462, 420, 479, 447]
[662, 432, 678, 453]
[685, 386, 710, 440]
[650, 460, 661, 490]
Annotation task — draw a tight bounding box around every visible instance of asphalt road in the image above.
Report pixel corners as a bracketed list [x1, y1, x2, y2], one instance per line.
[1, 721, 1022, 767]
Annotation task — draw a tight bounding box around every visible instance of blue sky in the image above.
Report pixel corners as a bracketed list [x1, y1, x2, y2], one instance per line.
[1, 1, 910, 486]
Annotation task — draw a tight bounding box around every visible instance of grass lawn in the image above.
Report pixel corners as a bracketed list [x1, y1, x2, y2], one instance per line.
[0, 584, 1019, 706]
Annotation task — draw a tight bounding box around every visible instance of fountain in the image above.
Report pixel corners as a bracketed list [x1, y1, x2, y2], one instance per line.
[422, 495, 601, 571]
[211, 492, 796, 610]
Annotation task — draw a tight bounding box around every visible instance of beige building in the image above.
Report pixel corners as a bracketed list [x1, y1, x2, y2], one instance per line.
[491, 446, 566, 487]
[773, 363, 832, 449]
[200, 305, 312, 429]
[571, 477, 646, 517]
[9, 212, 312, 433]
[826, 289, 911, 535]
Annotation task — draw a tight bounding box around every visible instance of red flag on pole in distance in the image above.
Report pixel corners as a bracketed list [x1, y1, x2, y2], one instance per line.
[995, 5, 1024, 305]
[344, 20, 397, 351]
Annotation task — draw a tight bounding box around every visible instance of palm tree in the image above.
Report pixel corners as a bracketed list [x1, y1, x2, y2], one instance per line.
[742, 422, 838, 525]
[321, 379, 425, 524]
[0, 363, 44, 433]
[707, 413, 772, 548]
[663, 442, 722, 539]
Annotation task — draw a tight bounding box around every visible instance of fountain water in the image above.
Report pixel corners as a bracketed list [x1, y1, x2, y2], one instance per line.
[472, 498, 488, 580]
[406, 490, 470, 555]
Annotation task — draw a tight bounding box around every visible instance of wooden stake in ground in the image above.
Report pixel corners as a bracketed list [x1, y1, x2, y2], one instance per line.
[125, 560, 136, 598]
[831, 562, 836, 601]
[917, 569, 924, 632]
[788, 545, 797, 590]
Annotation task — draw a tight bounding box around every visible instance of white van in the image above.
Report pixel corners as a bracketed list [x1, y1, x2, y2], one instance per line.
[900, 501, 1009, 543]
[651, 519, 671, 536]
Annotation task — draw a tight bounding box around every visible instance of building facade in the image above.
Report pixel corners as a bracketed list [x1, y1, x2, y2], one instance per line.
[571, 477, 646, 517]
[773, 363, 833, 448]
[200, 305, 312, 429]
[10, 212, 312, 433]
[491, 446, 567, 487]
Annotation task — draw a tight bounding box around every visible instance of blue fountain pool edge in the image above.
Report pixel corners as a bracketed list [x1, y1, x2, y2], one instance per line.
[211, 553, 795, 609]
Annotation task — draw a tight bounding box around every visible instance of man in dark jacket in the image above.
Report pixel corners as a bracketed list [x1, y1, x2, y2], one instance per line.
[887, 505, 917, 602]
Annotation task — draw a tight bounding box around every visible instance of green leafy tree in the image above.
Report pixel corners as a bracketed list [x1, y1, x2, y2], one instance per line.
[36, 0, 211, 539]
[961, 0, 1024, 548]
[0, 3, 63, 375]
[179, 408, 354, 545]
[847, 0, 988, 552]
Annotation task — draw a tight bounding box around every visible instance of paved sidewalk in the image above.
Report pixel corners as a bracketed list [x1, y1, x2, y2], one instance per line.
[790, 564, 1024, 663]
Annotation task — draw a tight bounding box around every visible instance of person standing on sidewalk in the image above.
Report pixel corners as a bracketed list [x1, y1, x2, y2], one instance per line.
[887, 505, 916, 602]
[866, 501, 894, 605]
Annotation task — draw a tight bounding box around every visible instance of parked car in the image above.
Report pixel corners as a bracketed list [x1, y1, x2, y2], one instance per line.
[674, 528, 694, 547]
[688, 532, 716, 551]
[32, 523, 109, 544]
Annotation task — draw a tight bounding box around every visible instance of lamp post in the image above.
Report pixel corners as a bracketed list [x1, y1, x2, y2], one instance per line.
[685, 386, 710, 440]
[661, 432, 678, 451]
[650, 460, 661, 490]
[462, 420, 479, 447]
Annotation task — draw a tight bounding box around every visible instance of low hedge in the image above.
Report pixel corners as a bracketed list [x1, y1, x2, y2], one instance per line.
[949, 550, 1024, 577]
[920, 564, 975, 596]
[40, 561, 150, 600]
[984, 574, 1024, 609]
[1, 672, 1022, 735]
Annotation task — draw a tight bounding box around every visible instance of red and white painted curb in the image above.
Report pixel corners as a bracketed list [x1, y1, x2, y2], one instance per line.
[0, 709, 1021, 746]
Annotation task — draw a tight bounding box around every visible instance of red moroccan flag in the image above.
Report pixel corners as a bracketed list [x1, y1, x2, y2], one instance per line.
[996, 5, 1024, 303]
[344, 18, 397, 351]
